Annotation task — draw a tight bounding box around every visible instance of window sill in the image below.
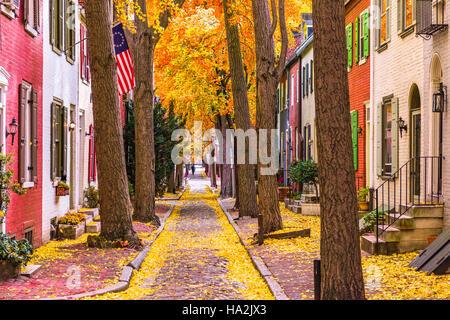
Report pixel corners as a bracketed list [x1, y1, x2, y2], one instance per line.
[22, 182, 35, 189]
[81, 79, 90, 86]
[399, 25, 415, 39]
[25, 24, 39, 37]
[358, 57, 368, 66]
[52, 45, 63, 56]
[66, 55, 75, 65]
[1, 5, 16, 19]
[376, 43, 388, 53]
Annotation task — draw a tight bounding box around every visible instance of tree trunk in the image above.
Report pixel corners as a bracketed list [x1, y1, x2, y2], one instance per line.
[176, 163, 183, 189]
[130, 3, 158, 225]
[167, 167, 175, 194]
[312, 0, 365, 300]
[223, 0, 258, 217]
[219, 114, 233, 198]
[233, 136, 240, 210]
[251, 0, 288, 233]
[84, 0, 140, 247]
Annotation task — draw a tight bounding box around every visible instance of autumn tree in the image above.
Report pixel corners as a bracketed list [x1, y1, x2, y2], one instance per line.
[223, 0, 258, 217]
[312, 0, 365, 299]
[121, 0, 186, 225]
[251, 0, 288, 233]
[84, 0, 141, 247]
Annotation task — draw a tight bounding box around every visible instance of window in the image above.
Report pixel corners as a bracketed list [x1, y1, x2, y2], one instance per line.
[80, 23, 90, 82]
[19, 82, 38, 186]
[398, 0, 416, 34]
[23, 0, 40, 35]
[65, 0, 76, 62]
[51, 0, 64, 52]
[383, 101, 392, 174]
[356, 10, 370, 62]
[51, 99, 68, 181]
[375, 0, 391, 48]
[433, 0, 445, 24]
[24, 228, 33, 246]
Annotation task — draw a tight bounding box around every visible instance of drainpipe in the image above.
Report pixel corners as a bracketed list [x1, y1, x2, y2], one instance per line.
[369, 0, 376, 189]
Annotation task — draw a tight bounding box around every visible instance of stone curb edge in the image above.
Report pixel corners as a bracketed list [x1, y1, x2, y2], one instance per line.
[41, 204, 176, 300]
[216, 198, 289, 301]
[155, 187, 187, 201]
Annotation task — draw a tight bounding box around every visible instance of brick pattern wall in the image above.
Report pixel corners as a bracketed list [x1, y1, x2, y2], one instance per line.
[0, 2, 44, 247]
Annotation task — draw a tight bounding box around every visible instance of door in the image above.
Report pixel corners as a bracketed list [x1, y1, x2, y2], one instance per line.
[411, 110, 421, 200]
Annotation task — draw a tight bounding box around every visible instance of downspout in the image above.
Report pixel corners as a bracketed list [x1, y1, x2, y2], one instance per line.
[369, 0, 375, 189]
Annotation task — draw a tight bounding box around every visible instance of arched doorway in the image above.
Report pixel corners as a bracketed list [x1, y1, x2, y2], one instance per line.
[409, 84, 421, 199]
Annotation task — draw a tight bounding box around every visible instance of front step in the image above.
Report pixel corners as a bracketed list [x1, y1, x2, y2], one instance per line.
[361, 235, 399, 255]
[287, 204, 301, 214]
[400, 204, 444, 218]
[378, 225, 401, 242]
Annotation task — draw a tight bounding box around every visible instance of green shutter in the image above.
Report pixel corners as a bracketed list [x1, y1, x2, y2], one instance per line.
[62, 106, 68, 179]
[352, 111, 359, 170]
[363, 10, 370, 57]
[376, 102, 383, 176]
[347, 24, 353, 68]
[355, 17, 360, 64]
[391, 97, 399, 173]
[51, 103, 58, 180]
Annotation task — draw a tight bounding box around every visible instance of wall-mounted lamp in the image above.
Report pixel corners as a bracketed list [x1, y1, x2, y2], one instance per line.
[85, 131, 91, 137]
[6, 117, 18, 146]
[69, 121, 76, 131]
[357, 126, 363, 136]
[398, 117, 407, 138]
[433, 83, 447, 113]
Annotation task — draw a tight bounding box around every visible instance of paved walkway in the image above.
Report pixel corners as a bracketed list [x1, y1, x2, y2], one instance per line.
[103, 169, 272, 300]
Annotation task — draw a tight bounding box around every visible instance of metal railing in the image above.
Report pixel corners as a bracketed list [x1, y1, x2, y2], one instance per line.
[417, 0, 448, 39]
[370, 156, 443, 251]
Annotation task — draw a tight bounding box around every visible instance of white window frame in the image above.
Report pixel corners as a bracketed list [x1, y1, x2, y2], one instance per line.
[358, 12, 367, 64]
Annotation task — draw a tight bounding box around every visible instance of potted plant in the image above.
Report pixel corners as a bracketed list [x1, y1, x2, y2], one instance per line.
[0, 233, 33, 281]
[358, 187, 370, 211]
[58, 211, 86, 240]
[56, 181, 70, 196]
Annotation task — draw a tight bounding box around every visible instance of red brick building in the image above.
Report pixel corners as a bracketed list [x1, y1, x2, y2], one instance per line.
[0, 1, 43, 246]
[345, 0, 371, 190]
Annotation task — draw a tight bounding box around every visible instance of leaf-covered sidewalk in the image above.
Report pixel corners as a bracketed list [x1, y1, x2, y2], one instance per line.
[89, 177, 273, 300]
[0, 204, 171, 300]
[223, 200, 450, 300]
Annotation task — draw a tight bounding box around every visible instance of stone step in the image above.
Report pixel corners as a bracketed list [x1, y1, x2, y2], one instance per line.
[361, 235, 399, 255]
[388, 214, 415, 230]
[400, 205, 444, 218]
[398, 228, 443, 241]
[86, 221, 101, 233]
[21, 264, 42, 277]
[397, 239, 429, 254]
[378, 225, 401, 242]
[413, 217, 443, 229]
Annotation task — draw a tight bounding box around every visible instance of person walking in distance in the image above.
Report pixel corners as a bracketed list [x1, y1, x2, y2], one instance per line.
[191, 164, 196, 176]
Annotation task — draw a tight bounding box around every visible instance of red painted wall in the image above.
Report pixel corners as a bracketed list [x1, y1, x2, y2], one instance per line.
[0, 3, 43, 246]
[346, 0, 371, 190]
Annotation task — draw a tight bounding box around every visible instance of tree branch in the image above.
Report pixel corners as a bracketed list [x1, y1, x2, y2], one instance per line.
[275, 0, 288, 80]
[269, 0, 277, 36]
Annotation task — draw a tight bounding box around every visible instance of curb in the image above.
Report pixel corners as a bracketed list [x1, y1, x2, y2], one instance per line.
[155, 187, 187, 201]
[42, 204, 176, 300]
[217, 198, 289, 300]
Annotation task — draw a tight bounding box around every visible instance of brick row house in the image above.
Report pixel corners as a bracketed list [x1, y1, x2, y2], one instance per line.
[0, 0, 96, 247]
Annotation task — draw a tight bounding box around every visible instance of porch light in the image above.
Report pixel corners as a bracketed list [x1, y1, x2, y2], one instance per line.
[433, 83, 447, 113]
[398, 117, 407, 138]
[69, 121, 76, 131]
[6, 117, 18, 146]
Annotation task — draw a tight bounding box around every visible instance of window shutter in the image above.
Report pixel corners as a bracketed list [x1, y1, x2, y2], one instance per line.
[412, 0, 416, 24]
[347, 23, 353, 68]
[363, 10, 370, 57]
[19, 84, 27, 184]
[93, 134, 97, 181]
[31, 89, 38, 183]
[286, 71, 290, 107]
[376, 102, 383, 176]
[34, 0, 39, 30]
[51, 103, 57, 179]
[51, 0, 56, 45]
[302, 67, 305, 98]
[310, 61, 313, 93]
[62, 106, 68, 180]
[23, 0, 29, 25]
[307, 125, 312, 160]
[64, 0, 69, 53]
[355, 17, 360, 64]
[58, 0, 64, 50]
[386, 0, 391, 41]
[391, 97, 399, 173]
[305, 64, 309, 96]
[302, 126, 306, 161]
[88, 125, 93, 182]
[397, 0, 403, 33]
[80, 24, 85, 79]
[352, 111, 359, 170]
[374, 0, 380, 49]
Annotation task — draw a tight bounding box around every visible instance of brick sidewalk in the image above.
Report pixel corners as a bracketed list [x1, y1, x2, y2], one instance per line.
[0, 203, 171, 300]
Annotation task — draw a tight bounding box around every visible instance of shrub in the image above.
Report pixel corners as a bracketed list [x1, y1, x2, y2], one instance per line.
[0, 233, 33, 266]
[363, 210, 387, 233]
[58, 211, 86, 225]
[83, 186, 99, 208]
[289, 160, 319, 200]
[0, 153, 26, 224]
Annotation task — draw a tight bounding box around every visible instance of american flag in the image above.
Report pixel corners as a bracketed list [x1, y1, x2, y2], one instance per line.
[112, 23, 135, 95]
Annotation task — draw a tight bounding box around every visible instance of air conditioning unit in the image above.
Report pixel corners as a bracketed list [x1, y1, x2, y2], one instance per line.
[1, 0, 20, 10]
